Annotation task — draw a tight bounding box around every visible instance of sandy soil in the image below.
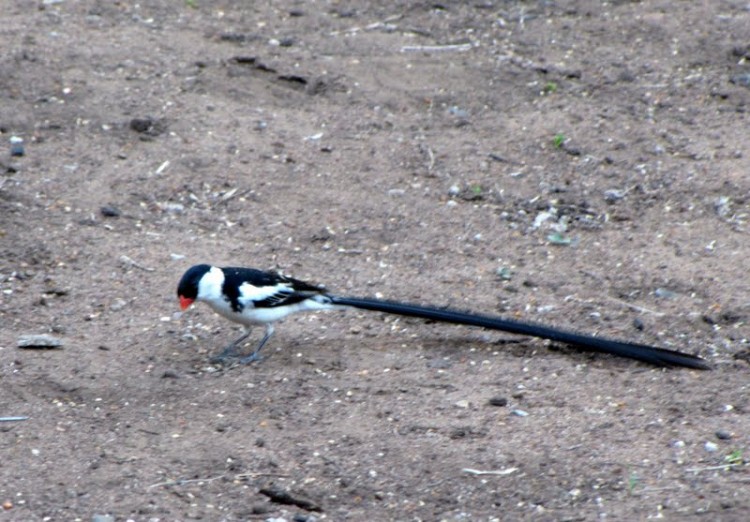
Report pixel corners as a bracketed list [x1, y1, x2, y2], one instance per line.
[2, 1, 750, 520]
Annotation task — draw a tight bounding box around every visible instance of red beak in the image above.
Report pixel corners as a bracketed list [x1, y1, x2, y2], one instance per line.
[179, 296, 194, 310]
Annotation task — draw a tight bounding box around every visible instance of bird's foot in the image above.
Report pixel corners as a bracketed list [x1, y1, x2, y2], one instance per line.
[209, 346, 240, 365]
[238, 351, 264, 365]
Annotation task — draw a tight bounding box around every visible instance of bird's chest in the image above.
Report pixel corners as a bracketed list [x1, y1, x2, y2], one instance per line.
[206, 297, 254, 324]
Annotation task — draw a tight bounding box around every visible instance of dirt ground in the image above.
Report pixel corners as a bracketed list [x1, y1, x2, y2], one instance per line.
[2, 1, 750, 520]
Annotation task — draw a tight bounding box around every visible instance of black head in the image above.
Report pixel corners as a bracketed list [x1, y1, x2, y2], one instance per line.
[177, 264, 212, 307]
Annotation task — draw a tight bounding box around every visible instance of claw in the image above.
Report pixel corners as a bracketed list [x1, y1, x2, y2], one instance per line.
[209, 329, 252, 364]
[239, 352, 264, 364]
[209, 351, 238, 364]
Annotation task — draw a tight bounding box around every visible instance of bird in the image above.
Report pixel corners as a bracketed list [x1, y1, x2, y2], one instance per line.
[176, 264, 711, 369]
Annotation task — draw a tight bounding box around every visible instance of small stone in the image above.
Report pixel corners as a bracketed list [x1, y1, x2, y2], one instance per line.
[603, 189, 626, 202]
[9, 136, 24, 157]
[110, 298, 128, 311]
[100, 205, 121, 217]
[162, 202, 184, 214]
[715, 430, 733, 440]
[488, 396, 508, 407]
[450, 427, 468, 439]
[730, 73, 750, 88]
[17, 334, 63, 349]
[511, 409, 529, 417]
[496, 267, 512, 280]
[130, 118, 153, 133]
[91, 515, 115, 522]
[454, 400, 470, 409]
[129, 117, 166, 137]
[704, 441, 719, 453]
[654, 288, 679, 299]
[714, 196, 732, 217]
[448, 106, 469, 119]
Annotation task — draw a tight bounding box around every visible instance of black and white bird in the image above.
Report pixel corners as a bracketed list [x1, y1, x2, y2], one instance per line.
[177, 264, 710, 369]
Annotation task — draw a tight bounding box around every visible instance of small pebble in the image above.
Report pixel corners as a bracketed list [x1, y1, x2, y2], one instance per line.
[9, 136, 24, 157]
[496, 267, 513, 280]
[448, 106, 469, 119]
[110, 298, 128, 312]
[715, 430, 733, 440]
[91, 515, 115, 522]
[17, 334, 63, 349]
[704, 441, 719, 453]
[100, 205, 121, 218]
[511, 409, 529, 417]
[603, 189, 626, 202]
[654, 287, 678, 299]
[730, 73, 750, 88]
[714, 196, 732, 217]
[129, 118, 154, 133]
[488, 396, 508, 407]
[162, 202, 184, 214]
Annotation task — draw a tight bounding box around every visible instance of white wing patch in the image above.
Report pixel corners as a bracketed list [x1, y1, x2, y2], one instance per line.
[238, 281, 294, 308]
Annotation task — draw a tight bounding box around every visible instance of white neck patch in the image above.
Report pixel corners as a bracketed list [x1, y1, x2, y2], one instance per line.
[197, 266, 225, 302]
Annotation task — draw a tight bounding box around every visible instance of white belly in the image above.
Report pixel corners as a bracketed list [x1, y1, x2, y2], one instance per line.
[205, 296, 337, 327]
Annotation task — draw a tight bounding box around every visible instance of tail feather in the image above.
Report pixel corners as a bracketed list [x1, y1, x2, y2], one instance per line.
[328, 295, 710, 370]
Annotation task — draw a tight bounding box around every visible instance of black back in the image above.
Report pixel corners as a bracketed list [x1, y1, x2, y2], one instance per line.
[221, 266, 325, 312]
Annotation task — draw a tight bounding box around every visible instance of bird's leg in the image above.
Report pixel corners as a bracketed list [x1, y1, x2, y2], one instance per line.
[210, 328, 253, 364]
[239, 324, 275, 364]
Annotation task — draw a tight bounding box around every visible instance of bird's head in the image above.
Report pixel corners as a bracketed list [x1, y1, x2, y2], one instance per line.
[177, 264, 213, 310]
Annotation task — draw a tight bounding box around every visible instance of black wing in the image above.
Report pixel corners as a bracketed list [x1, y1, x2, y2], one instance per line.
[221, 267, 325, 312]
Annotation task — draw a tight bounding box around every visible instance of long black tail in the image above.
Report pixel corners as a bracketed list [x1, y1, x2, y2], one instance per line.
[327, 295, 710, 370]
